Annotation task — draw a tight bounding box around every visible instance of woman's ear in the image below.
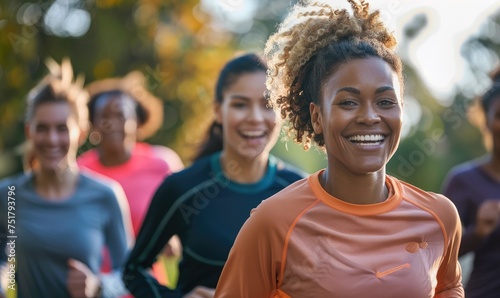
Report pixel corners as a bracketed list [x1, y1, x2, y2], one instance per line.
[214, 102, 222, 125]
[310, 102, 323, 134]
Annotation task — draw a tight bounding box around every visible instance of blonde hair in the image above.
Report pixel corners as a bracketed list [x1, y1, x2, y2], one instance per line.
[24, 58, 89, 171]
[265, 0, 402, 149]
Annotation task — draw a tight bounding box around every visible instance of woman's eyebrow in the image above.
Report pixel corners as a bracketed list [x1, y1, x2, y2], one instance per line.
[336, 86, 395, 95]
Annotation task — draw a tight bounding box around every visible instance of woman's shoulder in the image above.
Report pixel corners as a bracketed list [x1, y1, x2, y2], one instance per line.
[79, 171, 124, 199]
[79, 172, 130, 211]
[444, 158, 485, 181]
[253, 177, 314, 218]
[0, 173, 31, 205]
[158, 155, 213, 188]
[393, 177, 460, 226]
[76, 148, 99, 167]
[0, 173, 29, 189]
[136, 143, 184, 172]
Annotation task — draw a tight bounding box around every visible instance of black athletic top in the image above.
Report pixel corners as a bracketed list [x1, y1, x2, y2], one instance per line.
[123, 152, 305, 297]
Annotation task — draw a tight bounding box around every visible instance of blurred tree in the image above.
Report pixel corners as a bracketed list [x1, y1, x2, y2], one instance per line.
[1, 0, 499, 189]
[387, 8, 500, 192]
[0, 0, 239, 178]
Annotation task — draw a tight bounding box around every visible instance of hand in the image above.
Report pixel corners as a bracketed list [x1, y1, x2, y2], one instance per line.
[183, 286, 215, 298]
[67, 259, 101, 298]
[163, 235, 182, 258]
[474, 199, 500, 238]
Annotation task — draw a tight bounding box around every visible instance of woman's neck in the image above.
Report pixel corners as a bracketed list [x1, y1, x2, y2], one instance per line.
[34, 165, 79, 201]
[98, 144, 133, 167]
[219, 151, 269, 184]
[320, 167, 388, 205]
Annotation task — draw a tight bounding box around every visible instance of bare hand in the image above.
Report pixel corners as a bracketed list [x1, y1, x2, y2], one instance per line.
[67, 259, 101, 298]
[475, 199, 500, 238]
[163, 235, 182, 258]
[183, 286, 216, 298]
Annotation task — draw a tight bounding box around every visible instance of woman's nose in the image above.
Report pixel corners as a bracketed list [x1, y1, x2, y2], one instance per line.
[356, 104, 381, 126]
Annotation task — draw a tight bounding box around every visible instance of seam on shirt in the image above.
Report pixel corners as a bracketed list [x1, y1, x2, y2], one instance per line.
[375, 263, 411, 278]
[136, 178, 221, 265]
[278, 198, 321, 287]
[403, 198, 448, 256]
[184, 246, 226, 266]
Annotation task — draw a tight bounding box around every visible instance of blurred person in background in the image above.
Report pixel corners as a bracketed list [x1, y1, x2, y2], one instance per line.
[215, 1, 464, 297]
[123, 53, 305, 298]
[442, 65, 500, 298]
[0, 58, 131, 298]
[77, 71, 184, 287]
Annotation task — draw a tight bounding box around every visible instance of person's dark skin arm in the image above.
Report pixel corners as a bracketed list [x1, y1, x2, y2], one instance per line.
[466, 199, 500, 247]
[442, 173, 497, 256]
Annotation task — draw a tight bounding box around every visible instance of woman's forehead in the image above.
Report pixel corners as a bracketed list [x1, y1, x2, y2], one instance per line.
[94, 93, 136, 115]
[323, 58, 401, 94]
[32, 101, 73, 123]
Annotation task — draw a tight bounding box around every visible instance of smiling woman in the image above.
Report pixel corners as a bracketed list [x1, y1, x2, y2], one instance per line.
[122, 53, 305, 298]
[312, 57, 403, 183]
[215, 1, 464, 297]
[441, 66, 500, 297]
[0, 58, 131, 298]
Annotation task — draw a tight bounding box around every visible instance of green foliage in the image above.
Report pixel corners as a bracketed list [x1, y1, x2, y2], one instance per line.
[0, 0, 499, 197]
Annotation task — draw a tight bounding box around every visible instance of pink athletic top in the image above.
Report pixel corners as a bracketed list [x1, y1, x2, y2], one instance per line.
[215, 171, 464, 298]
[78, 142, 183, 235]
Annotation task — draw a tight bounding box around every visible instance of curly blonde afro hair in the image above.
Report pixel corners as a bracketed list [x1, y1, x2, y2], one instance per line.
[265, 0, 403, 149]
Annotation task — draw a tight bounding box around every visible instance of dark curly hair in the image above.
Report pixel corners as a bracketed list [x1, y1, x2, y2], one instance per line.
[265, 0, 403, 149]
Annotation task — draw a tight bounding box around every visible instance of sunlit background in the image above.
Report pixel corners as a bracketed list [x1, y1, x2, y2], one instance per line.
[1, 0, 500, 193]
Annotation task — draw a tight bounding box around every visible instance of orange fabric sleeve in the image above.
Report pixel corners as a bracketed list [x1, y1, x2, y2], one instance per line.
[401, 181, 464, 297]
[433, 194, 464, 297]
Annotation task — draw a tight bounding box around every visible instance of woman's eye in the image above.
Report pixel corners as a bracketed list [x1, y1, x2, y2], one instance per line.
[232, 102, 247, 108]
[57, 125, 69, 132]
[338, 100, 357, 106]
[378, 99, 397, 107]
[36, 126, 47, 132]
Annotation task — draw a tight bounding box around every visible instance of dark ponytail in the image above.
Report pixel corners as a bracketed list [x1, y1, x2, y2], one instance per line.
[193, 53, 267, 161]
[481, 66, 500, 113]
[468, 65, 500, 151]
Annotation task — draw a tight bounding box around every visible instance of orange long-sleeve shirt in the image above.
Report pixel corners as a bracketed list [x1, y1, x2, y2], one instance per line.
[215, 171, 464, 298]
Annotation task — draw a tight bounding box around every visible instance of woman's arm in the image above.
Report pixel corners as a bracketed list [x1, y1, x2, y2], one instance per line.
[123, 176, 188, 297]
[434, 195, 465, 298]
[100, 183, 132, 297]
[442, 172, 482, 256]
